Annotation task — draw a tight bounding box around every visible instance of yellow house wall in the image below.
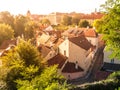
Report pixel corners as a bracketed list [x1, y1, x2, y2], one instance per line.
[59, 39, 69, 57]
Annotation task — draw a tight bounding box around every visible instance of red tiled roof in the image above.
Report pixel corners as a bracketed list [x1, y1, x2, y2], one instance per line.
[79, 12, 104, 19]
[37, 45, 51, 58]
[53, 38, 64, 49]
[84, 29, 98, 37]
[62, 28, 83, 37]
[62, 61, 84, 73]
[68, 35, 92, 50]
[0, 39, 17, 50]
[47, 53, 67, 68]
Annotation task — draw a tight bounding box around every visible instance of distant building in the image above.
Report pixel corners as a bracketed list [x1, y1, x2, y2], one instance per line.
[26, 11, 104, 25]
[103, 46, 120, 64]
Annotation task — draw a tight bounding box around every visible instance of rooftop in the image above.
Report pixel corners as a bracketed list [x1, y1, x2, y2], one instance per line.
[62, 61, 84, 73]
[47, 53, 67, 68]
[37, 44, 51, 58]
[68, 35, 92, 50]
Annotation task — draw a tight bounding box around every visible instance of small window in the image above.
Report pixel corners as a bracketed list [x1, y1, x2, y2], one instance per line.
[111, 58, 114, 63]
[76, 61, 78, 64]
[64, 50, 66, 56]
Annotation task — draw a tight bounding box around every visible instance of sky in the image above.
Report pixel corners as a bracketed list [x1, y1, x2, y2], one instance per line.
[0, 0, 106, 15]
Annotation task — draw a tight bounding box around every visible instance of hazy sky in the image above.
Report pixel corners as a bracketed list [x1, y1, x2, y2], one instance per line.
[0, 0, 106, 15]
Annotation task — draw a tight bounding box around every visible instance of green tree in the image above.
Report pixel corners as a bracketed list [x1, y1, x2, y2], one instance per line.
[16, 65, 69, 90]
[0, 11, 14, 29]
[71, 16, 80, 26]
[40, 19, 51, 26]
[0, 23, 14, 45]
[14, 15, 30, 37]
[93, 19, 104, 33]
[94, 0, 120, 59]
[24, 21, 37, 40]
[79, 20, 90, 28]
[61, 15, 72, 26]
[0, 39, 44, 90]
[0, 39, 69, 90]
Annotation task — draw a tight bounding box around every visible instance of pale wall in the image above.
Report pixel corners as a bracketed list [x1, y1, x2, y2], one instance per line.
[45, 50, 56, 60]
[59, 39, 69, 57]
[86, 37, 98, 48]
[104, 50, 120, 64]
[62, 72, 84, 80]
[59, 38, 94, 72]
[69, 41, 87, 69]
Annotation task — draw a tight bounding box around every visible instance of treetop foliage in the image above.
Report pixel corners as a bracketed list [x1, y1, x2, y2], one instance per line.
[0, 23, 14, 45]
[94, 0, 120, 59]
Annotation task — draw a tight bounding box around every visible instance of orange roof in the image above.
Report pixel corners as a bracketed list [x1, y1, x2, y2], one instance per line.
[68, 35, 92, 50]
[62, 61, 84, 73]
[47, 53, 67, 68]
[84, 29, 98, 37]
[0, 39, 17, 50]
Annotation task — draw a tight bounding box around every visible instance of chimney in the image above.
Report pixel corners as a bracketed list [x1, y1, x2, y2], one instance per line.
[75, 61, 78, 69]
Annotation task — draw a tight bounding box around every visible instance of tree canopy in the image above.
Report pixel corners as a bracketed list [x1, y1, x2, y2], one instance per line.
[0, 11, 14, 29]
[61, 15, 72, 26]
[0, 39, 69, 90]
[94, 0, 120, 60]
[0, 23, 14, 45]
[79, 20, 90, 28]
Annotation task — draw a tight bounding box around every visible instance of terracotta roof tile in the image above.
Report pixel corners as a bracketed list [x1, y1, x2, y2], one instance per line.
[37, 45, 51, 58]
[62, 61, 84, 73]
[47, 53, 67, 68]
[84, 29, 98, 37]
[53, 38, 64, 49]
[62, 28, 83, 37]
[68, 35, 92, 50]
[0, 39, 17, 50]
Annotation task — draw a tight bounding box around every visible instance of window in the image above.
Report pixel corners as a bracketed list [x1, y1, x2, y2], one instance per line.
[76, 61, 78, 64]
[111, 58, 114, 63]
[64, 50, 66, 56]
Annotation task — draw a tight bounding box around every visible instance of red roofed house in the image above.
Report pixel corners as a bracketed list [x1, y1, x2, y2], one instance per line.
[54, 35, 96, 79]
[62, 28, 99, 50]
[83, 28, 98, 49]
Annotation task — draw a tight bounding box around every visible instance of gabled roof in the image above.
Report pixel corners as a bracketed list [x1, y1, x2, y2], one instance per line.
[62, 28, 98, 38]
[101, 62, 120, 72]
[44, 25, 54, 31]
[47, 53, 67, 68]
[45, 36, 58, 47]
[84, 29, 98, 37]
[62, 61, 84, 73]
[53, 38, 64, 49]
[37, 33, 50, 44]
[62, 28, 83, 37]
[68, 35, 92, 50]
[37, 45, 51, 58]
[0, 39, 17, 50]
